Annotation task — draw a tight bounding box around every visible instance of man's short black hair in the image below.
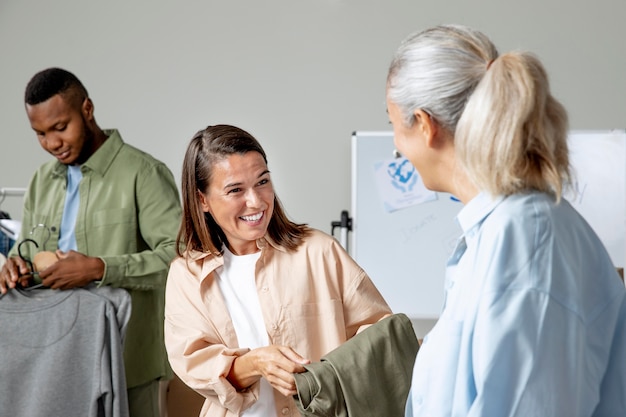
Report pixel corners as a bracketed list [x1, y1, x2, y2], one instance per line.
[24, 67, 89, 105]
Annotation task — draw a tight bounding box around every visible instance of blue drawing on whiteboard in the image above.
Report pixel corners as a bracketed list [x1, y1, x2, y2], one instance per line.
[374, 156, 437, 213]
[387, 159, 418, 193]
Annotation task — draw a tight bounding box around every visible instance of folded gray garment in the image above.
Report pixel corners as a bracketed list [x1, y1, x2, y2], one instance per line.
[293, 313, 419, 417]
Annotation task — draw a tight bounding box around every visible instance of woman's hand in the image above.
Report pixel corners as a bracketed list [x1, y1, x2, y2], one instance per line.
[228, 345, 311, 396]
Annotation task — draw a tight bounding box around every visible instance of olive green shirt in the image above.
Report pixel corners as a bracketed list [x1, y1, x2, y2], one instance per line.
[10, 129, 182, 388]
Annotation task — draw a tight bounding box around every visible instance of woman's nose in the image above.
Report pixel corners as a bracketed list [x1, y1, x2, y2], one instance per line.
[245, 189, 261, 207]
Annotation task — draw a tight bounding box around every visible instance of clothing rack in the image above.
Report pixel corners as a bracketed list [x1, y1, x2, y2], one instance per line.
[0, 188, 25, 241]
[0, 187, 27, 198]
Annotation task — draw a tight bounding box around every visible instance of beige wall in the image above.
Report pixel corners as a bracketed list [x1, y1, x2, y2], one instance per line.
[1, 1, 624, 399]
[1, 0, 624, 233]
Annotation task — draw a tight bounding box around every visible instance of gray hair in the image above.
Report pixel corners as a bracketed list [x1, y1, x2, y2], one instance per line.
[387, 24, 498, 132]
[387, 24, 570, 199]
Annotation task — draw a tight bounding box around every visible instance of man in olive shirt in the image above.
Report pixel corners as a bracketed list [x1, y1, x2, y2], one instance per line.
[0, 67, 182, 417]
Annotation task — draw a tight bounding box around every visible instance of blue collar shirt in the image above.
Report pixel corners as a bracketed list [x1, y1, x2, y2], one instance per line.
[406, 191, 626, 417]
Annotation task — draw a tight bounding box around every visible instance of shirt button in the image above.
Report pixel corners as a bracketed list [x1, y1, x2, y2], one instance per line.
[416, 396, 423, 405]
[272, 324, 278, 330]
[281, 407, 289, 414]
[262, 287, 269, 292]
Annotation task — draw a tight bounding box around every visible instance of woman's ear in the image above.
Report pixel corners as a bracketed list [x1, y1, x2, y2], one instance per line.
[197, 190, 210, 213]
[413, 109, 441, 149]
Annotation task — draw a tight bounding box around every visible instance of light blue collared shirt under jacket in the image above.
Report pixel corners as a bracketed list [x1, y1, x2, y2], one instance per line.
[406, 191, 626, 417]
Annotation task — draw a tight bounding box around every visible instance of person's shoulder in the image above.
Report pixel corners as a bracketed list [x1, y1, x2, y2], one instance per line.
[169, 250, 222, 280]
[472, 193, 542, 248]
[298, 228, 346, 253]
[119, 141, 166, 165]
[29, 159, 63, 182]
[497, 191, 549, 212]
[489, 192, 555, 227]
[111, 139, 173, 176]
[303, 228, 334, 244]
[480, 192, 579, 254]
[104, 129, 164, 165]
[37, 158, 61, 173]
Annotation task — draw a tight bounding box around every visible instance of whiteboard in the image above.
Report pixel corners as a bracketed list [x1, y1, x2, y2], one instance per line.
[350, 131, 462, 319]
[565, 130, 626, 267]
[350, 130, 626, 319]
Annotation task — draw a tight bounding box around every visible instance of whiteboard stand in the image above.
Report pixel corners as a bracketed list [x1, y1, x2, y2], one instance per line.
[330, 210, 352, 251]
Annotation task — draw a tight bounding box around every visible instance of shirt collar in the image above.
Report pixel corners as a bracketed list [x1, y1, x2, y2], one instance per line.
[185, 234, 287, 263]
[185, 234, 287, 284]
[51, 129, 123, 177]
[456, 192, 504, 236]
[82, 129, 124, 176]
[258, 234, 288, 253]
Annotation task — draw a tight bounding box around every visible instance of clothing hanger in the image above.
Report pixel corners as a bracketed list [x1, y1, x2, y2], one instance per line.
[0, 238, 44, 301]
[0, 224, 56, 300]
[29, 224, 54, 247]
[15, 238, 45, 291]
[12, 224, 55, 293]
[0, 190, 10, 220]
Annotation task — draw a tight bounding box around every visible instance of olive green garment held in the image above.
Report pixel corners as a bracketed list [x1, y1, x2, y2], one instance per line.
[293, 313, 419, 417]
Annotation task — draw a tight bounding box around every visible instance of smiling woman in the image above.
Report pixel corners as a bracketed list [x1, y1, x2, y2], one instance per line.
[164, 124, 392, 417]
[196, 151, 274, 255]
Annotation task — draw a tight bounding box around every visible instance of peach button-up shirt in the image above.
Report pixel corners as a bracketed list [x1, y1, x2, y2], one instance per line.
[164, 229, 391, 417]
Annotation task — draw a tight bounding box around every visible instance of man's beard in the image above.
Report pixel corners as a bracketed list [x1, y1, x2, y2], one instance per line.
[75, 118, 96, 164]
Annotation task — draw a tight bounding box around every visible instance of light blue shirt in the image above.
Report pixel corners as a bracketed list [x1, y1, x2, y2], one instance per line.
[406, 191, 626, 417]
[58, 164, 82, 252]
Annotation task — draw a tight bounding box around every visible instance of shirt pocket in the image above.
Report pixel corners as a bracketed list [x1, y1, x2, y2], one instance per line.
[89, 207, 138, 252]
[92, 207, 137, 227]
[281, 299, 345, 360]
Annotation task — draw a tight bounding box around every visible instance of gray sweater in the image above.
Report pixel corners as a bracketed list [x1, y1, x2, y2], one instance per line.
[0, 285, 131, 417]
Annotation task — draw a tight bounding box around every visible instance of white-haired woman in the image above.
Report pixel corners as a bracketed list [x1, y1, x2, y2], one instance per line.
[386, 24, 626, 417]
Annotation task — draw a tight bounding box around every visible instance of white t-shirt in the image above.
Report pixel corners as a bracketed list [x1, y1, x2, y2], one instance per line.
[216, 246, 276, 417]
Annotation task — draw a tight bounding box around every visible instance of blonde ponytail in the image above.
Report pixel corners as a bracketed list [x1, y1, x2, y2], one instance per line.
[455, 52, 570, 200]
